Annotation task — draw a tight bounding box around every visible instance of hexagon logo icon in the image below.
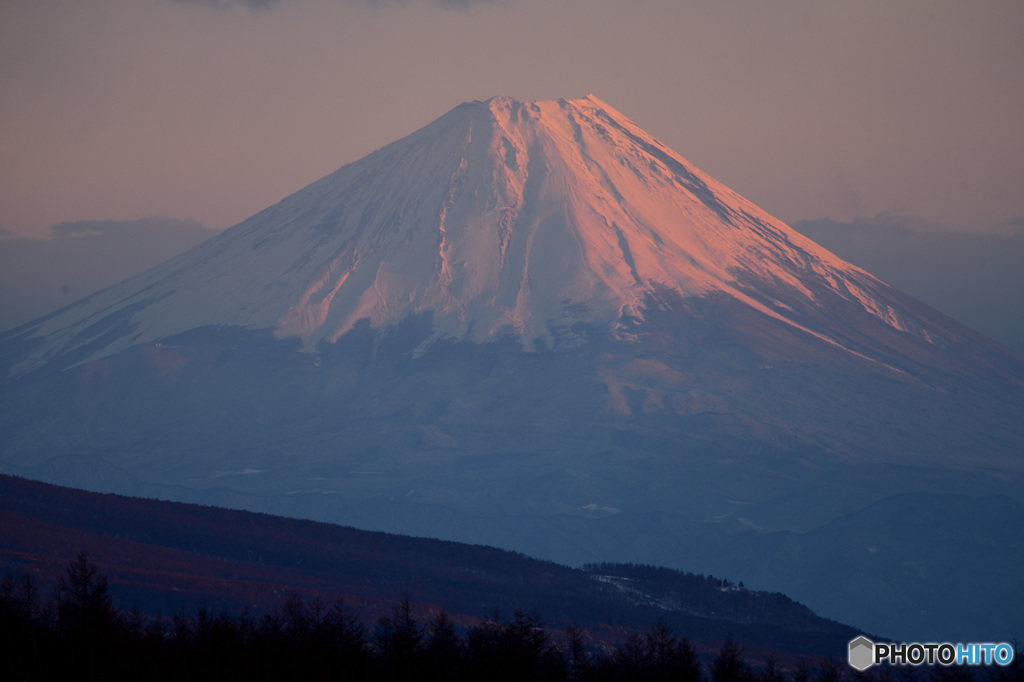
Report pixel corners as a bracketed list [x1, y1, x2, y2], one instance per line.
[849, 636, 875, 671]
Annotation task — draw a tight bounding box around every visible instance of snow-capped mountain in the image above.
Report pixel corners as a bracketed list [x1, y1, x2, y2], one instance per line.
[7, 96, 956, 375]
[2, 96, 1023, 641]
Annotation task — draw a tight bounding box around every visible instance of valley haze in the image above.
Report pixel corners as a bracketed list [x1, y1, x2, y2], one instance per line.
[2, 95, 1022, 645]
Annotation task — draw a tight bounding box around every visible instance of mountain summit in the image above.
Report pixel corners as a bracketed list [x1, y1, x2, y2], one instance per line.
[2, 96, 1023, 641]
[8, 95, 955, 374]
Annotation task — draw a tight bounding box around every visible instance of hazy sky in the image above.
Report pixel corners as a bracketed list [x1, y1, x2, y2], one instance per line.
[1, 0, 1022, 238]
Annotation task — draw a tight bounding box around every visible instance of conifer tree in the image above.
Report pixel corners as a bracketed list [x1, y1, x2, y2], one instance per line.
[711, 636, 751, 682]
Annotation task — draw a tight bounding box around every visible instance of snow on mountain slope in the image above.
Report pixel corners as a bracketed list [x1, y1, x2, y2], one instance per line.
[7, 96, 945, 375]
[3, 96, 1023, 645]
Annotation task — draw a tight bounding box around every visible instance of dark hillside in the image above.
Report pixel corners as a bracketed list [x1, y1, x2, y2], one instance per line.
[0, 473, 860, 658]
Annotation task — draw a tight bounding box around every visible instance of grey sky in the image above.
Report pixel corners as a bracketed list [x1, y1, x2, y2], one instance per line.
[1, 0, 1021, 239]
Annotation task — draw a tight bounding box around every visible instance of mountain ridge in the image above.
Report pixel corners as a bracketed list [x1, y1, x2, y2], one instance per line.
[4, 95, 968, 377]
[1, 95, 1022, 641]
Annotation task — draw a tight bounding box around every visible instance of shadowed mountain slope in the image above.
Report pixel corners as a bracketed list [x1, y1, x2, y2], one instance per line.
[1, 96, 1022, 641]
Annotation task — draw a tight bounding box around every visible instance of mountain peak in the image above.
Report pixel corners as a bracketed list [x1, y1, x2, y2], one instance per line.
[7, 96, 940, 373]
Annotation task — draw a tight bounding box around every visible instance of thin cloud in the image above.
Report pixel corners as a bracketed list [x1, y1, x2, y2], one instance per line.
[168, 0, 283, 9]
[435, 0, 501, 8]
[49, 217, 209, 239]
[166, 0, 500, 10]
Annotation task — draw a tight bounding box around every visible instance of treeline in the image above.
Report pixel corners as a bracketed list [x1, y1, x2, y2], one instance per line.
[2, 552, 1021, 682]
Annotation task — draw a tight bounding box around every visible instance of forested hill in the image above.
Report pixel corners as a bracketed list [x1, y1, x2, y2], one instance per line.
[0, 474, 859, 658]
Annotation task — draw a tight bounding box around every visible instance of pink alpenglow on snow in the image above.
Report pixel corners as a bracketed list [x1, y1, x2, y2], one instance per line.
[12, 96, 934, 375]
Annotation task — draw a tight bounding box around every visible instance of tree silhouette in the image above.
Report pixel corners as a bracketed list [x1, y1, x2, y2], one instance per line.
[757, 657, 787, 682]
[615, 630, 650, 677]
[57, 551, 116, 634]
[372, 594, 424, 680]
[425, 610, 463, 679]
[646, 619, 700, 682]
[562, 624, 592, 682]
[816, 654, 846, 682]
[711, 636, 751, 682]
[56, 550, 120, 679]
